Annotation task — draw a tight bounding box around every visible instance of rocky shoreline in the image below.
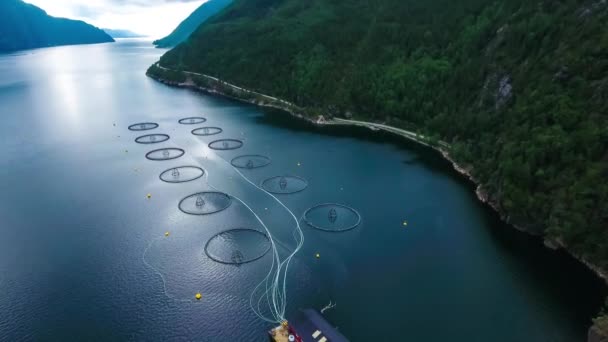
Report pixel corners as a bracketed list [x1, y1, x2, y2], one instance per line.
[147, 65, 608, 340]
[147, 65, 608, 288]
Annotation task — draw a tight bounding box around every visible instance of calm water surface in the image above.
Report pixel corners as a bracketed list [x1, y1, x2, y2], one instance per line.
[0, 40, 605, 341]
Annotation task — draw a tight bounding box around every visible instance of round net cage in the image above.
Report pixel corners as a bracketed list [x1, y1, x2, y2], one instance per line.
[178, 191, 232, 215]
[192, 127, 223, 136]
[159, 166, 205, 183]
[135, 133, 170, 144]
[208, 139, 244, 151]
[128, 122, 158, 131]
[145, 148, 185, 161]
[230, 155, 271, 169]
[303, 203, 361, 232]
[261, 175, 308, 194]
[204, 228, 271, 265]
[178, 117, 207, 125]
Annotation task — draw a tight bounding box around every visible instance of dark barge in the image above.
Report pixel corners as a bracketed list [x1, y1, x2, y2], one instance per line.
[269, 309, 349, 342]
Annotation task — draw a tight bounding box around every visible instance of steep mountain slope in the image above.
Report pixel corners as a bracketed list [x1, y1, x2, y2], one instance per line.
[152, 0, 233, 48]
[0, 0, 114, 52]
[153, 0, 608, 284]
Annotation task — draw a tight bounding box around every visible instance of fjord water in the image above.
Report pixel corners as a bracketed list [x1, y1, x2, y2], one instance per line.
[0, 40, 604, 341]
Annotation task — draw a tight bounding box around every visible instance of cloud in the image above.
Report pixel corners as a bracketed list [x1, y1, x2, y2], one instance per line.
[72, 5, 100, 19]
[107, 0, 201, 4]
[25, 0, 205, 37]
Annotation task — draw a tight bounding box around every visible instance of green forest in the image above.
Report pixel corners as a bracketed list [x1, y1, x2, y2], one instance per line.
[152, 0, 608, 291]
[0, 0, 113, 52]
[152, 0, 232, 47]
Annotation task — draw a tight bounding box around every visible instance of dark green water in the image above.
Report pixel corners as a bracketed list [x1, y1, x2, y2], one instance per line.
[0, 39, 605, 341]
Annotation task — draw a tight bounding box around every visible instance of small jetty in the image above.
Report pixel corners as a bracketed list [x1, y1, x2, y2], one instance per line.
[269, 309, 349, 342]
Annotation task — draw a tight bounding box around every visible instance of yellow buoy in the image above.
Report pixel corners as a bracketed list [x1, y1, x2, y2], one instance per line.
[164, 232, 170, 237]
[195, 293, 202, 300]
[315, 253, 320, 259]
[147, 194, 151, 199]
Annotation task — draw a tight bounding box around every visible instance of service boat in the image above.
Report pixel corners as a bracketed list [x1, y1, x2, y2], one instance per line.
[269, 309, 349, 342]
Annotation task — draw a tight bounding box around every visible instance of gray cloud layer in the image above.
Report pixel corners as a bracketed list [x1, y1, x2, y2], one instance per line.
[73, 0, 201, 19]
[107, 0, 200, 4]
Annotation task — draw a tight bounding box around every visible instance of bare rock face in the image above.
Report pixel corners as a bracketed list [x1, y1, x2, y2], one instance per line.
[543, 238, 560, 250]
[589, 326, 608, 342]
[495, 75, 513, 109]
[477, 72, 513, 110]
[484, 24, 508, 57]
[578, 0, 607, 18]
[553, 66, 571, 82]
[589, 316, 608, 342]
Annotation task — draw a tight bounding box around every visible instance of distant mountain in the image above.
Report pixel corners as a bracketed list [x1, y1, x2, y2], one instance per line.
[153, 0, 232, 48]
[0, 0, 114, 52]
[103, 29, 145, 39]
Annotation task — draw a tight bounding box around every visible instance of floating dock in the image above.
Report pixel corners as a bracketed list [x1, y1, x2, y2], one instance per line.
[269, 309, 349, 342]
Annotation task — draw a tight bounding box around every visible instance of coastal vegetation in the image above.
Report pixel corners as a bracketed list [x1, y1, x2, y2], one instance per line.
[147, 64, 187, 83]
[151, 0, 608, 332]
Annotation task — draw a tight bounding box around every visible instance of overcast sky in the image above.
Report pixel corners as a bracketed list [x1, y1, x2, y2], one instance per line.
[24, 0, 205, 38]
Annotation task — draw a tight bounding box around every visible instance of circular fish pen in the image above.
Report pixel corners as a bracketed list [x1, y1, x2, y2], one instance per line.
[178, 191, 232, 215]
[231, 155, 271, 169]
[208, 139, 244, 151]
[128, 122, 158, 131]
[145, 148, 185, 161]
[192, 127, 223, 136]
[303, 203, 361, 232]
[261, 176, 308, 194]
[204, 228, 271, 265]
[135, 133, 170, 144]
[178, 117, 206, 125]
[159, 166, 205, 183]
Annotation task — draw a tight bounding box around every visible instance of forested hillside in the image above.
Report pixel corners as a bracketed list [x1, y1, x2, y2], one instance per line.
[153, 0, 608, 281]
[153, 0, 232, 47]
[0, 0, 113, 52]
